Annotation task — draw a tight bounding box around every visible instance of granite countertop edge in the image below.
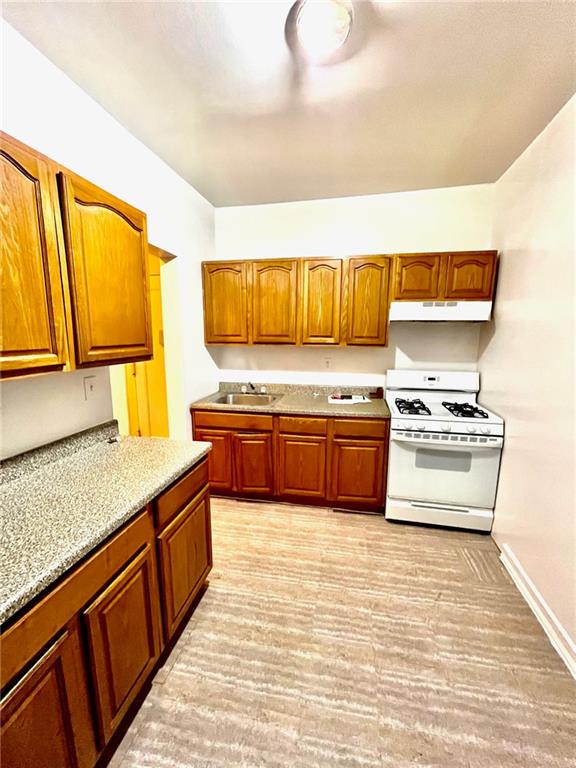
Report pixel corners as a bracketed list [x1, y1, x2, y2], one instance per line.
[1, 439, 211, 626]
[190, 392, 390, 419]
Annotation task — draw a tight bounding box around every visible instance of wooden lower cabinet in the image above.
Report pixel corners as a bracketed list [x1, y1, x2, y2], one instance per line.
[233, 432, 274, 494]
[277, 434, 327, 498]
[194, 429, 233, 491]
[0, 621, 96, 768]
[83, 543, 162, 745]
[157, 489, 212, 641]
[330, 438, 386, 506]
[1, 461, 212, 768]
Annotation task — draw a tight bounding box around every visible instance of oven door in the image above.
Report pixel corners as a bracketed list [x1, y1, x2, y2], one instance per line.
[387, 432, 502, 509]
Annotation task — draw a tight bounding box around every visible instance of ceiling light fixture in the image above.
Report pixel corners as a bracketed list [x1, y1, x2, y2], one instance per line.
[294, 0, 353, 63]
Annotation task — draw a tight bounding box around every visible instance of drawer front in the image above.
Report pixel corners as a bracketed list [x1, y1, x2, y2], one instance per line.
[278, 416, 328, 435]
[193, 410, 273, 432]
[155, 459, 209, 530]
[333, 418, 388, 439]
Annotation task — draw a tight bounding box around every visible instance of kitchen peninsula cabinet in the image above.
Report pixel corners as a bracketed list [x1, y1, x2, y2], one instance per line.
[1, 457, 211, 768]
[0, 134, 68, 377]
[251, 259, 298, 343]
[0, 131, 153, 377]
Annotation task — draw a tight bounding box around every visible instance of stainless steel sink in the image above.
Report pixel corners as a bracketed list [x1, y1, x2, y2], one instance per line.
[214, 393, 279, 406]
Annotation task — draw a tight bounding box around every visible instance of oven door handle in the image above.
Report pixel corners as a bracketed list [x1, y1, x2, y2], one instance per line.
[391, 433, 503, 450]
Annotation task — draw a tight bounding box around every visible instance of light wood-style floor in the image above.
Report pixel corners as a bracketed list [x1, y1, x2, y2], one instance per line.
[110, 498, 575, 768]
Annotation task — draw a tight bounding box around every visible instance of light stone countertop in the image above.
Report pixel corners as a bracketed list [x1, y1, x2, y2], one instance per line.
[0, 436, 211, 625]
[191, 391, 391, 419]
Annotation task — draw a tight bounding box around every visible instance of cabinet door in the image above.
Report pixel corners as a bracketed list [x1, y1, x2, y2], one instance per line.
[157, 490, 212, 641]
[202, 262, 250, 343]
[277, 434, 326, 498]
[330, 439, 385, 507]
[0, 623, 96, 768]
[0, 135, 67, 376]
[84, 544, 162, 745]
[346, 256, 390, 345]
[444, 251, 496, 300]
[58, 172, 152, 366]
[233, 432, 274, 495]
[392, 254, 443, 300]
[194, 429, 233, 491]
[252, 260, 298, 343]
[301, 259, 342, 344]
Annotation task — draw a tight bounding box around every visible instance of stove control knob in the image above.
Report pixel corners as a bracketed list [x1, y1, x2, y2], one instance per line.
[405, 423, 413, 431]
[441, 425, 451, 433]
[481, 426, 491, 435]
[467, 426, 477, 434]
[416, 424, 425, 432]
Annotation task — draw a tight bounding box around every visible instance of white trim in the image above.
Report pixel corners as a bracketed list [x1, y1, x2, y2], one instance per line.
[499, 544, 576, 679]
[389, 300, 492, 321]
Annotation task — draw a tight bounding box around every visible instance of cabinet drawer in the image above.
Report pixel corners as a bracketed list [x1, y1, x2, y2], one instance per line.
[278, 416, 328, 435]
[333, 419, 388, 439]
[193, 410, 273, 431]
[155, 459, 209, 530]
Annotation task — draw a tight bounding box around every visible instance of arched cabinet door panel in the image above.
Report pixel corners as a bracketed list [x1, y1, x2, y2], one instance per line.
[444, 251, 497, 300]
[252, 260, 298, 343]
[392, 254, 443, 301]
[58, 172, 152, 366]
[301, 259, 342, 345]
[202, 262, 250, 343]
[0, 135, 67, 376]
[346, 256, 391, 345]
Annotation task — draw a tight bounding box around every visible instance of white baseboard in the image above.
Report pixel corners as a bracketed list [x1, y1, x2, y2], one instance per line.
[500, 544, 576, 679]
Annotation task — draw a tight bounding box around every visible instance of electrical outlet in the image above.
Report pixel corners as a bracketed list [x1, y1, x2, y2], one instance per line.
[324, 357, 332, 369]
[83, 375, 98, 401]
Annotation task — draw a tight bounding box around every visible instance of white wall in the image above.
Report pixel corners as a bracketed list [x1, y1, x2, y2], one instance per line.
[213, 184, 494, 383]
[480, 96, 576, 667]
[0, 21, 218, 456]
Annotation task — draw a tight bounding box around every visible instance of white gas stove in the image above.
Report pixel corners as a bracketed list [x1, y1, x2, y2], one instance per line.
[385, 370, 504, 532]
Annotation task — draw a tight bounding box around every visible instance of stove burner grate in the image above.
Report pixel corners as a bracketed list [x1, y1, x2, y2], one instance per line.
[395, 398, 431, 416]
[442, 401, 489, 419]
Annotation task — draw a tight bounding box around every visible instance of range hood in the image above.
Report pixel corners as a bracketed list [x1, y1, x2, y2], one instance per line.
[389, 300, 492, 322]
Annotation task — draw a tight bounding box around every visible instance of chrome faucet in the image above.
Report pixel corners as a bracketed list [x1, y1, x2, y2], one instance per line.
[248, 382, 257, 392]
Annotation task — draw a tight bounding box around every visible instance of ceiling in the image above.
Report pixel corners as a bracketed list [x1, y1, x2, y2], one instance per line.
[4, 1, 576, 206]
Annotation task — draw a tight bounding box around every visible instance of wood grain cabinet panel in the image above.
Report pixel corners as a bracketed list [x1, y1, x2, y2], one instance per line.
[0, 135, 67, 376]
[346, 256, 391, 345]
[444, 251, 497, 300]
[277, 434, 326, 498]
[58, 172, 153, 367]
[194, 429, 233, 491]
[252, 260, 298, 343]
[233, 432, 274, 494]
[0, 623, 96, 768]
[330, 439, 385, 507]
[83, 544, 162, 745]
[301, 259, 342, 344]
[392, 254, 443, 301]
[202, 262, 250, 343]
[157, 490, 212, 641]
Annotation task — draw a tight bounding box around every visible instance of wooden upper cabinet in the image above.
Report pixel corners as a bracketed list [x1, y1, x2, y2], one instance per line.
[300, 259, 342, 344]
[346, 256, 391, 345]
[392, 254, 443, 300]
[444, 251, 497, 300]
[202, 262, 250, 343]
[83, 543, 162, 745]
[0, 623, 97, 768]
[252, 260, 298, 343]
[58, 172, 152, 367]
[0, 135, 67, 377]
